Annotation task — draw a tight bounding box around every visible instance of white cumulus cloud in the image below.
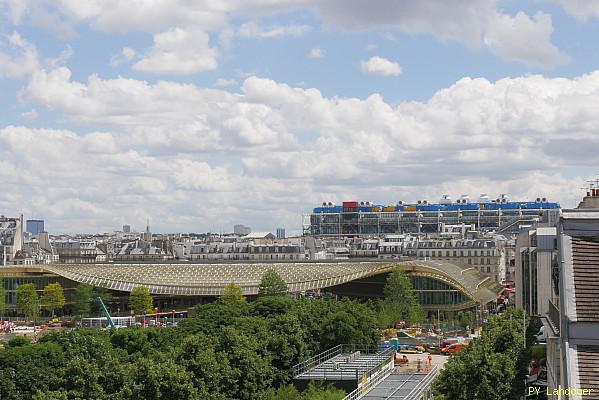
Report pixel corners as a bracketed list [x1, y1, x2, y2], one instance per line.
[360, 56, 401, 76]
[0, 31, 39, 78]
[215, 78, 238, 87]
[484, 11, 569, 69]
[238, 21, 311, 38]
[553, 0, 599, 20]
[133, 28, 218, 75]
[309, 47, 325, 58]
[2, 0, 568, 68]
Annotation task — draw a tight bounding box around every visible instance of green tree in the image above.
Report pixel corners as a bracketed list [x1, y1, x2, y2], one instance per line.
[178, 301, 250, 335]
[456, 310, 475, 330]
[433, 308, 530, 400]
[72, 284, 93, 319]
[125, 358, 199, 400]
[7, 336, 31, 348]
[219, 283, 245, 303]
[16, 283, 39, 322]
[0, 342, 66, 399]
[292, 298, 379, 353]
[250, 296, 294, 318]
[33, 390, 68, 400]
[175, 334, 234, 399]
[216, 326, 275, 400]
[259, 382, 346, 400]
[381, 268, 425, 325]
[41, 283, 65, 317]
[128, 286, 153, 315]
[258, 269, 288, 297]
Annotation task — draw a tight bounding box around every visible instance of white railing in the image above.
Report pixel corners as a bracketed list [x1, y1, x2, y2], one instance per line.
[404, 365, 439, 400]
[342, 360, 394, 400]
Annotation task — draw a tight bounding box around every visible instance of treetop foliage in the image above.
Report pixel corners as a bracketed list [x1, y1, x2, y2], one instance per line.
[16, 283, 39, 322]
[433, 308, 530, 400]
[379, 267, 425, 326]
[219, 283, 246, 303]
[1, 296, 375, 400]
[128, 285, 153, 315]
[258, 269, 288, 297]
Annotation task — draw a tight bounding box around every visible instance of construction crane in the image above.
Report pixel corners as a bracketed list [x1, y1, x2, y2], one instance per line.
[97, 297, 116, 330]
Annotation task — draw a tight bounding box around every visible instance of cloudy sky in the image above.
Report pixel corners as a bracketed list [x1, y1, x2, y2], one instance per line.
[1, 0, 599, 234]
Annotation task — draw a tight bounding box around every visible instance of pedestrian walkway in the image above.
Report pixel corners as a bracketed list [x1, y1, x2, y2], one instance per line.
[343, 354, 447, 400]
[361, 373, 427, 399]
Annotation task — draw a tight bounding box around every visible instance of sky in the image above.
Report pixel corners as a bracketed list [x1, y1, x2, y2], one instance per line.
[1, 0, 599, 234]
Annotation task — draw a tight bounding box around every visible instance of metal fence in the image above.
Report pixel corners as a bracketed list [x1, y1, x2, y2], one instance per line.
[548, 299, 560, 334]
[404, 365, 439, 400]
[342, 361, 394, 400]
[292, 344, 388, 377]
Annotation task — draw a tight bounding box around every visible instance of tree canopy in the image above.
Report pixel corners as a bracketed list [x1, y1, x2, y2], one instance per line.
[72, 284, 93, 319]
[16, 283, 39, 321]
[258, 269, 288, 296]
[129, 286, 153, 315]
[379, 267, 425, 326]
[41, 283, 65, 317]
[433, 308, 530, 400]
[0, 292, 377, 400]
[219, 283, 245, 303]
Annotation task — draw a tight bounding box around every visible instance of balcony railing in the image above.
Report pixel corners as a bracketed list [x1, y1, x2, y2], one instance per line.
[548, 299, 560, 334]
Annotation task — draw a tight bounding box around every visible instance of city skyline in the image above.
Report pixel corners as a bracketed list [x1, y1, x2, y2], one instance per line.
[2, 1, 599, 233]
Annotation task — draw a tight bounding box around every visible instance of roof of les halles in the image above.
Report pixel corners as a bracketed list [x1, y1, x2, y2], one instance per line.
[4, 260, 503, 304]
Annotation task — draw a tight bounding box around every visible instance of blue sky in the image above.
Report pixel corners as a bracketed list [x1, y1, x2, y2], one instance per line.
[1, 0, 599, 233]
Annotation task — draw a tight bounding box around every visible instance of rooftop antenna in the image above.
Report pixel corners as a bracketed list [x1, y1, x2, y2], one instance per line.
[581, 176, 599, 197]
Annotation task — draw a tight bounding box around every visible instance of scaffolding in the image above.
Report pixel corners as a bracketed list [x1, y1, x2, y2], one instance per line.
[304, 208, 560, 237]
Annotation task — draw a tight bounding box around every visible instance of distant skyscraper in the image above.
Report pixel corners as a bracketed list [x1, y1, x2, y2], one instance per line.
[123, 224, 131, 233]
[26, 219, 45, 235]
[234, 224, 251, 236]
[145, 219, 152, 242]
[276, 227, 286, 240]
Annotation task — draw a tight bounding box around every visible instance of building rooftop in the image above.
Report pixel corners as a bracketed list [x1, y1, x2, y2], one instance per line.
[34, 260, 502, 304]
[570, 238, 599, 322]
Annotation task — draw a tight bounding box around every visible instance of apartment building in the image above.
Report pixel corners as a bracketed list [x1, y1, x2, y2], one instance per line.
[515, 225, 558, 316]
[403, 238, 504, 281]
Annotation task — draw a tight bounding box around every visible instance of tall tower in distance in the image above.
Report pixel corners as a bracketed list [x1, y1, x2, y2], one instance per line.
[145, 219, 152, 242]
[276, 227, 286, 240]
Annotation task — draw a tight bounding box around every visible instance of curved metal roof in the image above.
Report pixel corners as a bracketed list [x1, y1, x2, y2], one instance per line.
[37, 260, 502, 304]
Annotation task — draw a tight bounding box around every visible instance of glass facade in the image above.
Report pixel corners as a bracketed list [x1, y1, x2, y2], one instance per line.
[26, 219, 45, 235]
[1, 275, 76, 308]
[410, 276, 469, 306]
